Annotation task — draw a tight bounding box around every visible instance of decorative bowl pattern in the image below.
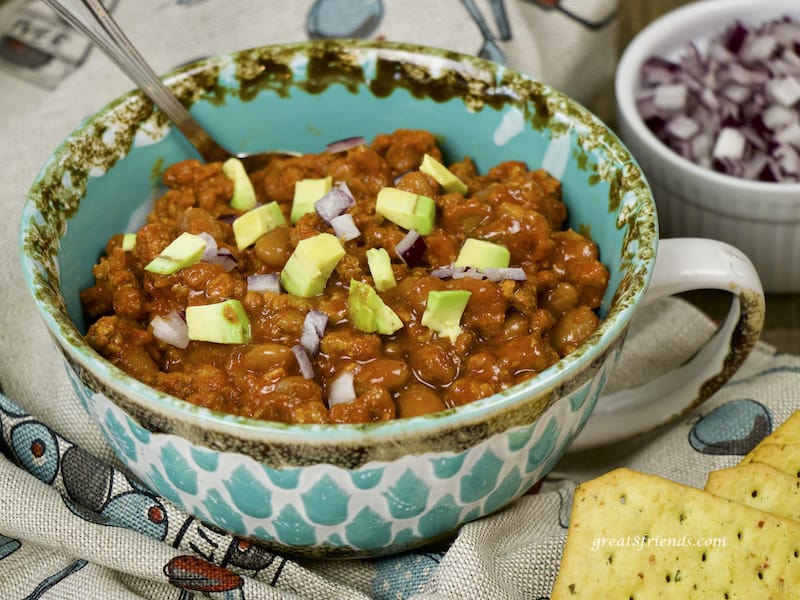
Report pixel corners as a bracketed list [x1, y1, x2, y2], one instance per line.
[21, 40, 654, 557]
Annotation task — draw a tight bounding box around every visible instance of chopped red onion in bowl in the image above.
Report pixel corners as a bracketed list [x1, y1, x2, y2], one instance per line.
[300, 310, 328, 356]
[481, 267, 527, 282]
[431, 266, 527, 282]
[291, 344, 315, 379]
[330, 213, 361, 241]
[637, 16, 800, 182]
[325, 136, 365, 154]
[394, 230, 427, 267]
[198, 232, 237, 271]
[151, 311, 189, 349]
[315, 183, 355, 225]
[327, 371, 356, 407]
[246, 273, 281, 293]
[217, 213, 238, 225]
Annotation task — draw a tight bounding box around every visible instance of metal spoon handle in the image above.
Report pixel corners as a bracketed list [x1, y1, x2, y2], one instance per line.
[42, 0, 229, 162]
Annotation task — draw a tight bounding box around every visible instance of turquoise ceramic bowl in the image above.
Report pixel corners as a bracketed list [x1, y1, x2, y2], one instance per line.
[20, 40, 654, 558]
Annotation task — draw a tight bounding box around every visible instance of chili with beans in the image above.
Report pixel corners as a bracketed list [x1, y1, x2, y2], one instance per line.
[81, 129, 609, 424]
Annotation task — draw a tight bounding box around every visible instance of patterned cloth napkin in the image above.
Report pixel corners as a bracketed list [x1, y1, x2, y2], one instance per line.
[3, 0, 798, 598]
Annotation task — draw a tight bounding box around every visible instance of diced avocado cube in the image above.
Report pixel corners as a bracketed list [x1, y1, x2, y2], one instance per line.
[121, 233, 137, 251]
[421, 289, 472, 343]
[347, 280, 378, 333]
[366, 247, 396, 291]
[280, 233, 345, 297]
[232, 201, 286, 250]
[186, 299, 252, 344]
[347, 279, 403, 335]
[375, 187, 436, 235]
[420, 153, 468, 195]
[454, 238, 510, 269]
[222, 157, 257, 211]
[145, 232, 206, 275]
[291, 176, 333, 223]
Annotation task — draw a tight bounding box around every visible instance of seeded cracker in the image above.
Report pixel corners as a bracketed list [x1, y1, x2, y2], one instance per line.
[551, 468, 800, 599]
[743, 411, 800, 462]
[705, 462, 800, 522]
[743, 443, 800, 478]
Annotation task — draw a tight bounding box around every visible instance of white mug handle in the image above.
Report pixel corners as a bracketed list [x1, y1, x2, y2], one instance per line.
[570, 238, 766, 451]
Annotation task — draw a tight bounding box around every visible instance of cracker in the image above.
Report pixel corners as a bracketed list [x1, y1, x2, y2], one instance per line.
[705, 462, 800, 522]
[744, 411, 800, 461]
[744, 443, 800, 478]
[551, 468, 800, 599]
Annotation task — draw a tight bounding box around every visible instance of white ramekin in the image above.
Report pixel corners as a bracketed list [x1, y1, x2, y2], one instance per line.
[615, 0, 800, 293]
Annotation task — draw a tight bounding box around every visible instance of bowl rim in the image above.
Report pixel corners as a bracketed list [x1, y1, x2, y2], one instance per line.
[615, 0, 800, 198]
[21, 39, 656, 446]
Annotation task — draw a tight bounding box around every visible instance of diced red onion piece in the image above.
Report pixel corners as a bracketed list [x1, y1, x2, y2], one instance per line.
[766, 76, 800, 106]
[713, 157, 745, 178]
[666, 115, 700, 140]
[738, 126, 768, 151]
[217, 214, 238, 225]
[315, 184, 355, 225]
[724, 62, 770, 86]
[327, 371, 356, 407]
[198, 232, 216, 259]
[725, 22, 749, 54]
[741, 34, 778, 62]
[760, 160, 781, 181]
[697, 87, 720, 111]
[198, 232, 237, 271]
[653, 83, 688, 111]
[432, 266, 526, 281]
[300, 310, 328, 356]
[772, 142, 800, 174]
[394, 230, 427, 267]
[681, 42, 705, 81]
[430, 267, 462, 279]
[780, 47, 800, 69]
[743, 154, 769, 180]
[151, 311, 189, 349]
[452, 268, 486, 280]
[481, 267, 527, 282]
[762, 104, 798, 130]
[720, 82, 751, 104]
[247, 273, 281, 293]
[690, 134, 713, 165]
[330, 213, 361, 241]
[712, 127, 746, 159]
[774, 21, 800, 46]
[325, 136, 365, 154]
[708, 41, 734, 64]
[291, 344, 315, 379]
[640, 56, 681, 86]
[635, 94, 659, 120]
[212, 248, 237, 271]
[774, 122, 800, 145]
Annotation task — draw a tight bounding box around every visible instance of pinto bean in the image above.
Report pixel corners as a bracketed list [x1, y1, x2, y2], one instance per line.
[241, 344, 294, 372]
[254, 226, 292, 268]
[397, 382, 446, 418]
[550, 306, 601, 356]
[355, 358, 410, 393]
